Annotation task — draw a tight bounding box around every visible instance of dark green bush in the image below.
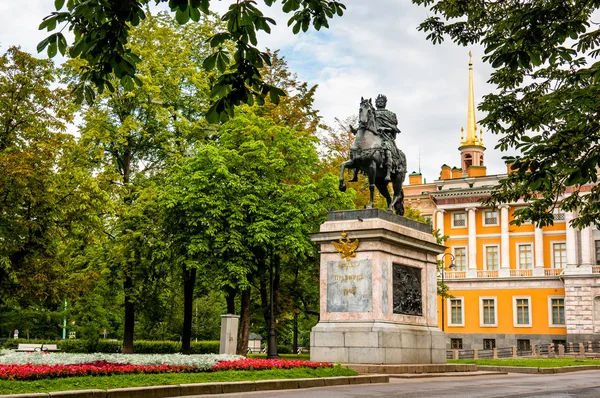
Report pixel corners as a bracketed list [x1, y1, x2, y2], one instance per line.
[277, 345, 293, 354]
[133, 340, 181, 354]
[190, 340, 219, 354]
[2, 339, 218, 354]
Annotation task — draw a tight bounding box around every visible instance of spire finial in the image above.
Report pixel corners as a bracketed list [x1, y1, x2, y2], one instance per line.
[463, 50, 480, 147]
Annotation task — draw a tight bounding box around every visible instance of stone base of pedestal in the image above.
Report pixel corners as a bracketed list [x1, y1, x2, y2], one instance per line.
[310, 321, 445, 364]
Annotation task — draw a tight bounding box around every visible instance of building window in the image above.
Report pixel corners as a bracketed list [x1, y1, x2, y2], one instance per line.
[514, 297, 532, 327]
[483, 210, 498, 226]
[550, 297, 565, 326]
[517, 339, 531, 352]
[552, 208, 565, 221]
[451, 338, 463, 349]
[485, 245, 499, 270]
[553, 243, 567, 268]
[480, 297, 497, 327]
[595, 241, 600, 265]
[449, 298, 464, 326]
[453, 212, 466, 228]
[517, 244, 533, 270]
[453, 247, 467, 271]
[483, 339, 496, 350]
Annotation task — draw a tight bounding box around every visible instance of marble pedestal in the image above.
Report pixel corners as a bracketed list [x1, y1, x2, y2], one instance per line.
[310, 209, 446, 364]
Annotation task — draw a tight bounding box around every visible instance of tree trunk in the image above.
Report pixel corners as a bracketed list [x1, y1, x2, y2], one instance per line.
[181, 265, 197, 354]
[225, 287, 236, 314]
[259, 273, 269, 327]
[236, 287, 251, 355]
[122, 275, 135, 354]
[293, 313, 298, 353]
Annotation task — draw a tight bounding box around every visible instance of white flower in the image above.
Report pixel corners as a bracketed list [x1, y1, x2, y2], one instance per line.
[0, 350, 242, 371]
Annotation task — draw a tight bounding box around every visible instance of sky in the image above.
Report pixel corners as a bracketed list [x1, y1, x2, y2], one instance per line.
[0, 1, 511, 183]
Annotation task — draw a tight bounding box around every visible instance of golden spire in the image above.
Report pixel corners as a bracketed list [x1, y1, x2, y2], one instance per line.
[461, 51, 481, 146]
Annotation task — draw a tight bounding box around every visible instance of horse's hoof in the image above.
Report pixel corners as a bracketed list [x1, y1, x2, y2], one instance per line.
[349, 177, 358, 182]
[385, 176, 391, 182]
[339, 183, 347, 192]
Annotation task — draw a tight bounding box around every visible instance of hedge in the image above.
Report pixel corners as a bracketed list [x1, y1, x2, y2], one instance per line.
[1, 339, 219, 354]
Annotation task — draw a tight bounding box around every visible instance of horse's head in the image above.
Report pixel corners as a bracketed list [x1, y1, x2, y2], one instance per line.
[359, 97, 377, 132]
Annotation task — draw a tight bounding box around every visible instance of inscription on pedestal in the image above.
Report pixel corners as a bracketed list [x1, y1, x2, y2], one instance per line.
[327, 259, 372, 312]
[393, 264, 422, 316]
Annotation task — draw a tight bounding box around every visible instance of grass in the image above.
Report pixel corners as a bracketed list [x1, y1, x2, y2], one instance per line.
[0, 366, 356, 395]
[448, 358, 600, 368]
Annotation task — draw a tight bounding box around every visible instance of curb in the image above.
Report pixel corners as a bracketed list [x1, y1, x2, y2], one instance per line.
[477, 365, 600, 374]
[0, 375, 389, 398]
[389, 371, 508, 379]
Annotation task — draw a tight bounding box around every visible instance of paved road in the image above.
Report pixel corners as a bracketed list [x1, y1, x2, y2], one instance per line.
[189, 370, 600, 398]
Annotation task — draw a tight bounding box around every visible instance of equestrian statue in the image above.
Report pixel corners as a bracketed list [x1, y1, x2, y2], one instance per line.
[339, 95, 407, 215]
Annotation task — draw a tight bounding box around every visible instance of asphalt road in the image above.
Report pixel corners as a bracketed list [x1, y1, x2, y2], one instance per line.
[188, 370, 600, 398]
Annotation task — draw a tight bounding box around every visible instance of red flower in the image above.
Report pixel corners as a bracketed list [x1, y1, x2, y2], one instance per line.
[0, 362, 200, 381]
[210, 358, 332, 372]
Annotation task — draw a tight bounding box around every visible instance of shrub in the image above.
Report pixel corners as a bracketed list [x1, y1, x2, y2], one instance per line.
[2, 339, 219, 354]
[190, 341, 219, 354]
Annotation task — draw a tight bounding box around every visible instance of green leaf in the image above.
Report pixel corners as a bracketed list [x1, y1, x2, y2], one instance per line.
[55, 0, 65, 10]
[175, 9, 190, 25]
[48, 40, 58, 58]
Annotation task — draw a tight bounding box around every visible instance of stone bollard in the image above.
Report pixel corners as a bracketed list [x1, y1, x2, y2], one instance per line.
[548, 343, 555, 358]
[473, 349, 478, 360]
[531, 344, 537, 357]
[493, 348, 498, 359]
[558, 344, 565, 357]
[219, 314, 239, 355]
[512, 346, 517, 358]
[453, 349, 459, 360]
[588, 341, 593, 353]
[579, 343, 585, 358]
[567, 342, 573, 354]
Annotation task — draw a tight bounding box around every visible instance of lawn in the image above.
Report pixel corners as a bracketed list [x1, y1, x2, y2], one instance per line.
[0, 366, 356, 394]
[448, 358, 600, 368]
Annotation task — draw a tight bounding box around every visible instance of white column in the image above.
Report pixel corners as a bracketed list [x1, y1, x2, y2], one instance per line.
[565, 211, 577, 267]
[435, 210, 446, 261]
[581, 225, 593, 266]
[500, 205, 510, 269]
[467, 207, 477, 269]
[534, 227, 545, 268]
[435, 210, 445, 236]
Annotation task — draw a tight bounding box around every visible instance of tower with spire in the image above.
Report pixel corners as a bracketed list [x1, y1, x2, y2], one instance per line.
[459, 51, 486, 177]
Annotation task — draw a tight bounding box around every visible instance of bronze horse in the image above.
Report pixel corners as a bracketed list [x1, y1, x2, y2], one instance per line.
[339, 98, 406, 215]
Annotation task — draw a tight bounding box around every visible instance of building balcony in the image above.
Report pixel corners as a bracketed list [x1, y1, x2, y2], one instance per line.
[440, 266, 596, 280]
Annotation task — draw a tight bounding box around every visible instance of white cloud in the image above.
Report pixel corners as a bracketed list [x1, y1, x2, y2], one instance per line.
[1, 0, 514, 183]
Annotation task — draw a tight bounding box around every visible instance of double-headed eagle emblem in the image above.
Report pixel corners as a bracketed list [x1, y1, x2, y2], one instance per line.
[331, 232, 359, 261]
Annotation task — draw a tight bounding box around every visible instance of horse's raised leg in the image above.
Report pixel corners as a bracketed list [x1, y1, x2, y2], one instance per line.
[339, 159, 354, 192]
[366, 161, 377, 209]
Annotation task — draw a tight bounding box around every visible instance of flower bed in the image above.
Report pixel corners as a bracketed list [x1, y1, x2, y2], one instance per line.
[0, 350, 240, 370]
[0, 361, 197, 381]
[0, 351, 332, 381]
[212, 359, 332, 371]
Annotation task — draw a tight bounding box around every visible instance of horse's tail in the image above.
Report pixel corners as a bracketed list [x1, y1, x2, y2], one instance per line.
[397, 149, 407, 179]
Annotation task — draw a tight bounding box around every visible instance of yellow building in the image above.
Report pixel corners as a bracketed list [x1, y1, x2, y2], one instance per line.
[406, 54, 600, 350]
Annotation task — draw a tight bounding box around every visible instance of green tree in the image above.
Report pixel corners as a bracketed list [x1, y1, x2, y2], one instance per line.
[39, 0, 346, 122]
[66, 12, 217, 353]
[413, 0, 600, 228]
[162, 111, 351, 354]
[0, 47, 109, 312]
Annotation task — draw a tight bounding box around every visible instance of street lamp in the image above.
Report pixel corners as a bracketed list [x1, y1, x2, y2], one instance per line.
[440, 253, 457, 332]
